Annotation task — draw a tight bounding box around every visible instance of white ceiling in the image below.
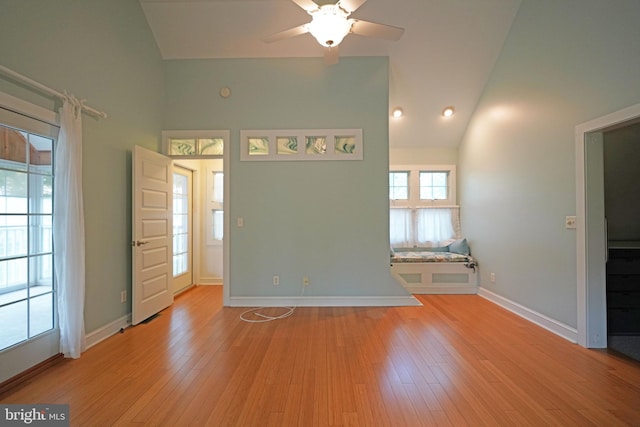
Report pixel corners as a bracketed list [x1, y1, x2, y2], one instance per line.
[140, 0, 521, 149]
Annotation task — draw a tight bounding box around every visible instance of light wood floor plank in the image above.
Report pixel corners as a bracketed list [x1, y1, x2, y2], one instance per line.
[2, 286, 640, 426]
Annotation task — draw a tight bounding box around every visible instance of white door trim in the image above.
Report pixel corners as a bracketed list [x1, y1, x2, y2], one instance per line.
[575, 103, 640, 348]
[223, 134, 231, 306]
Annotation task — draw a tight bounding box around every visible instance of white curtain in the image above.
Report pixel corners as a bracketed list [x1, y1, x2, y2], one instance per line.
[53, 96, 86, 359]
[390, 208, 413, 247]
[415, 207, 460, 246]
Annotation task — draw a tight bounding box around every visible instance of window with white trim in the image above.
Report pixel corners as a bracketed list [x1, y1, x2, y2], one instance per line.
[419, 171, 449, 201]
[389, 165, 460, 248]
[172, 171, 189, 277]
[390, 165, 456, 207]
[389, 171, 409, 201]
[0, 117, 56, 352]
[206, 169, 223, 245]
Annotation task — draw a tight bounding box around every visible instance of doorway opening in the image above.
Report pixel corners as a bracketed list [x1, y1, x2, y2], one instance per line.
[161, 130, 228, 302]
[576, 103, 640, 350]
[171, 158, 224, 293]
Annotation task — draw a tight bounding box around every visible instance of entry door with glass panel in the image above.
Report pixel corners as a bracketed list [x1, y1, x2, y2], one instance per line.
[173, 167, 193, 293]
[0, 123, 55, 351]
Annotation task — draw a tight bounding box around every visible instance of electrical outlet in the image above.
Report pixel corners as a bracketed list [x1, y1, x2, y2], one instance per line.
[565, 215, 576, 229]
[121, 290, 127, 303]
[273, 275, 279, 286]
[303, 276, 310, 286]
[490, 273, 496, 283]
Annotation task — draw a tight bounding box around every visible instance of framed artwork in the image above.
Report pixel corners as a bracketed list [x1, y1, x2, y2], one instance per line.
[240, 129, 363, 161]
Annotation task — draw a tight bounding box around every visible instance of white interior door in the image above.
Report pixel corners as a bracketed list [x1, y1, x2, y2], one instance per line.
[132, 146, 174, 325]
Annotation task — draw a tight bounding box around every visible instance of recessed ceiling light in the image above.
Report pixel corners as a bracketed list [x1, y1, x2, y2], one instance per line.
[392, 107, 404, 118]
[442, 106, 455, 117]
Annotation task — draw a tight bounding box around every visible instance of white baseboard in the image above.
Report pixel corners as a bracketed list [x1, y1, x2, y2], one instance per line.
[0, 330, 60, 384]
[478, 287, 578, 343]
[85, 314, 131, 349]
[406, 285, 477, 294]
[198, 276, 222, 285]
[228, 295, 422, 307]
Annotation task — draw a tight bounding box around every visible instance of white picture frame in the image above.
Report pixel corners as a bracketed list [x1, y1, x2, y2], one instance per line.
[240, 129, 363, 161]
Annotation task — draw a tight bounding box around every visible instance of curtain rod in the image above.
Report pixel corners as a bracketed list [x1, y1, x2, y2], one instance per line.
[0, 64, 107, 119]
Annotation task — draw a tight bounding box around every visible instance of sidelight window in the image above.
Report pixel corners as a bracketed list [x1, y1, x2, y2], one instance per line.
[0, 123, 55, 352]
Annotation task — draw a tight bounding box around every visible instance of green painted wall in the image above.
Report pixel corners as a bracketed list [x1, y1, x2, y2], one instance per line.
[0, 0, 164, 332]
[0, 0, 407, 345]
[458, 0, 640, 327]
[163, 58, 407, 298]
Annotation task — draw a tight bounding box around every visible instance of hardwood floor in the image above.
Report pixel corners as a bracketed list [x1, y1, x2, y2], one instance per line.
[2, 286, 640, 426]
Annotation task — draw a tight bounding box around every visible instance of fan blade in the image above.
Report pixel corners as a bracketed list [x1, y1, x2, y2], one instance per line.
[350, 19, 405, 41]
[291, 0, 319, 12]
[262, 24, 310, 43]
[339, 0, 368, 13]
[324, 46, 339, 65]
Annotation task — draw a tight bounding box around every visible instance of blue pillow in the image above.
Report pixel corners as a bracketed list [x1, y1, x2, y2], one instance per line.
[420, 246, 449, 252]
[449, 238, 470, 255]
[393, 247, 414, 252]
[393, 246, 450, 252]
[410, 246, 448, 252]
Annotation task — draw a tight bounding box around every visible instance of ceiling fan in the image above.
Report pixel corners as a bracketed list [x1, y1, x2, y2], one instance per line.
[262, 0, 405, 65]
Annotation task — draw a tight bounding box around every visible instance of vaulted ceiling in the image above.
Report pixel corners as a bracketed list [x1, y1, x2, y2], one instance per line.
[140, 0, 521, 149]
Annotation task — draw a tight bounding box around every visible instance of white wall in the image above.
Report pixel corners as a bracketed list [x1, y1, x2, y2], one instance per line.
[458, 0, 640, 328]
[200, 159, 224, 284]
[389, 147, 458, 165]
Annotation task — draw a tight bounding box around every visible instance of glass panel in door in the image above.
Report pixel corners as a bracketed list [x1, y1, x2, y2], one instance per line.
[172, 167, 193, 293]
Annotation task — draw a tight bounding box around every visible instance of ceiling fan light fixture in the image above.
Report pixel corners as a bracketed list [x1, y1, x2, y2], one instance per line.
[306, 4, 353, 47]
